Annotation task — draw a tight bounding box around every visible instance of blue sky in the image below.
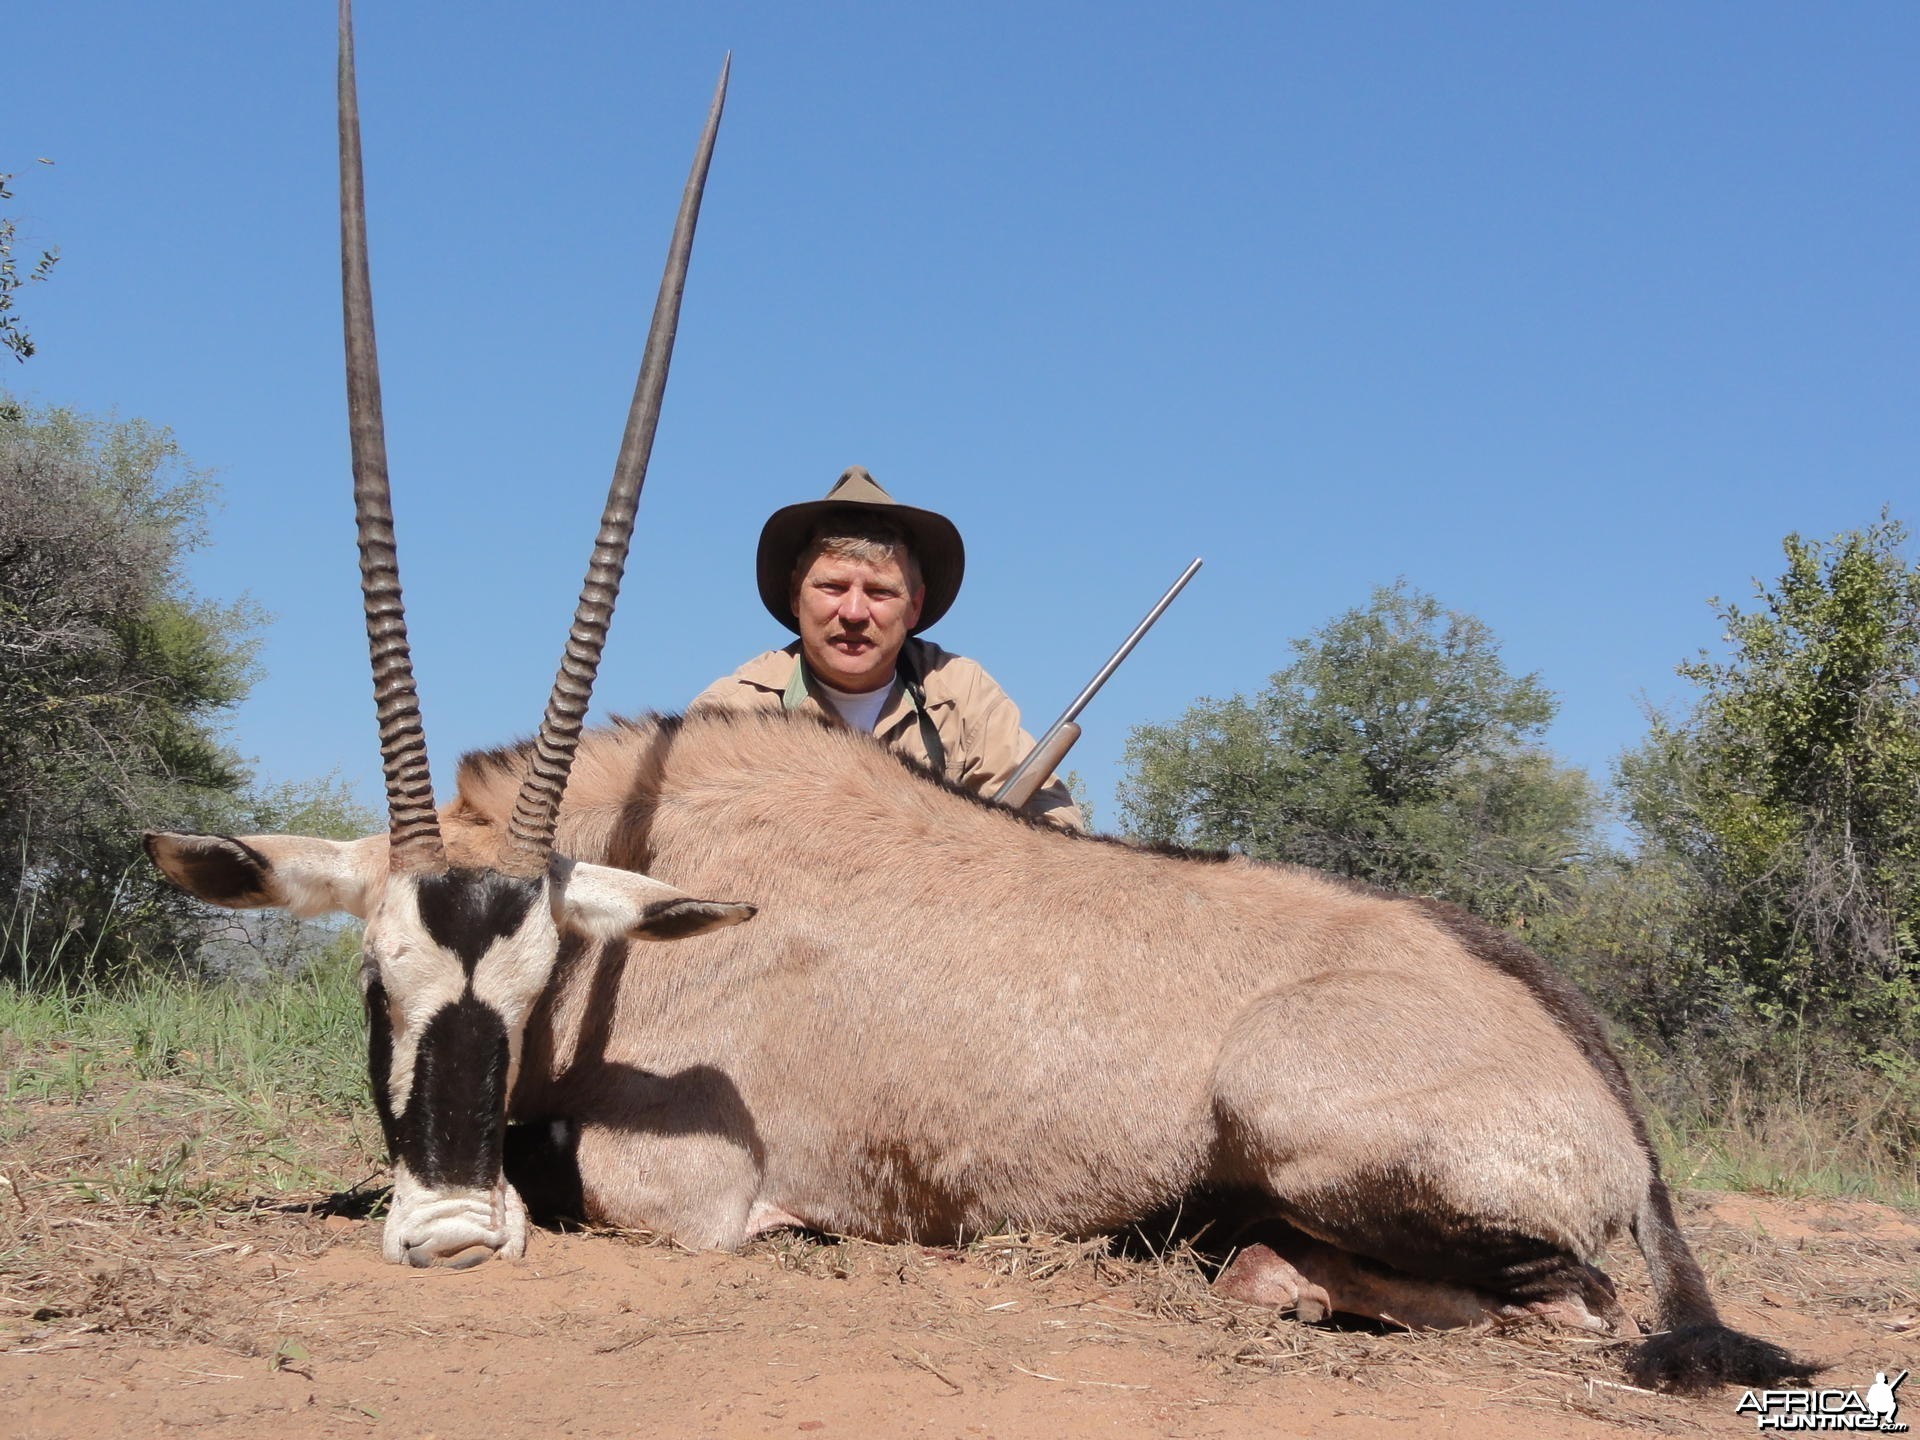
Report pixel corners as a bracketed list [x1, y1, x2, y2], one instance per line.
[7, 2, 1916, 827]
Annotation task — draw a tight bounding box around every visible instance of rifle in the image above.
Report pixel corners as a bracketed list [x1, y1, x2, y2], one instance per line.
[993, 557, 1203, 811]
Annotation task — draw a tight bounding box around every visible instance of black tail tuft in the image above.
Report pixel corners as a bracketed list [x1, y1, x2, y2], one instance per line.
[1627, 1174, 1820, 1392]
[1627, 1324, 1824, 1395]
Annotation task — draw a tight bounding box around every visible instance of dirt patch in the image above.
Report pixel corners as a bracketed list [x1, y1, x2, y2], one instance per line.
[1706, 1193, 1920, 1248]
[4, 1088, 1916, 1438]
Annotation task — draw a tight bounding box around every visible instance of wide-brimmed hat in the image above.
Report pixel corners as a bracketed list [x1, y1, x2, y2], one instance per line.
[756, 467, 965, 634]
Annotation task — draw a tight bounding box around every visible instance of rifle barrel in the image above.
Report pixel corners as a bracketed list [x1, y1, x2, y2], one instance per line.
[991, 556, 1203, 805]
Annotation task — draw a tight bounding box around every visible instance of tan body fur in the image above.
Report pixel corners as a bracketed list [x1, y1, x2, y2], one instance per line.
[446, 709, 1648, 1265]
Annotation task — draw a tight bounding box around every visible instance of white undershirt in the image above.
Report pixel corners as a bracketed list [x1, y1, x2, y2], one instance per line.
[814, 673, 893, 734]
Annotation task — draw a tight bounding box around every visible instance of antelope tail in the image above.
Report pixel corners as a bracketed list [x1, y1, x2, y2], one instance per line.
[1627, 1172, 1822, 1393]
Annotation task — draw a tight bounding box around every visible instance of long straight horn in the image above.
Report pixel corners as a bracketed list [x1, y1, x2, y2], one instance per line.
[339, 0, 445, 875]
[499, 57, 730, 877]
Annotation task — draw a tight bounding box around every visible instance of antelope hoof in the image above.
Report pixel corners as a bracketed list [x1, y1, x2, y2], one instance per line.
[1505, 1266, 1639, 1336]
[1214, 1241, 1334, 1322]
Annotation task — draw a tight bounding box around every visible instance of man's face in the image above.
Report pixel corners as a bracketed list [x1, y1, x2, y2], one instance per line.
[791, 550, 925, 694]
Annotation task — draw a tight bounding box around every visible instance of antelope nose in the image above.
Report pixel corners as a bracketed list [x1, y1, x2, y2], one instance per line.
[406, 1240, 497, 1269]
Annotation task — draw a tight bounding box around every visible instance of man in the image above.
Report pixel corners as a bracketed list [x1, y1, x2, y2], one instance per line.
[692, 467, 1084, 830]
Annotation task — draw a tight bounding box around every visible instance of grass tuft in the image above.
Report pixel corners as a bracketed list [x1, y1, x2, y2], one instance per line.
[1, 931, 381, 1211]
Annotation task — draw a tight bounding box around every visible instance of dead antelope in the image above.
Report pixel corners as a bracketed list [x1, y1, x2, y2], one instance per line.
[145, 4, 1817, 1398]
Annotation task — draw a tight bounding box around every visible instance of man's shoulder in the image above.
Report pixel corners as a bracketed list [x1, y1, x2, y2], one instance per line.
[907, 638, 1005, 707]
[690, 648, 797, 710]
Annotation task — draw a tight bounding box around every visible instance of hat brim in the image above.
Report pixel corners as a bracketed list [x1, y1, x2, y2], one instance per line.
[757, 498, 964, 634]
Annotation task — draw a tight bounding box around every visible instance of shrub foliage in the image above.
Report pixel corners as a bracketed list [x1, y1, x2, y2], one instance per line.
[1119, 581, 1596, 926]
[1613, 517, 1920, 1064]
[1, 397, 364, 978]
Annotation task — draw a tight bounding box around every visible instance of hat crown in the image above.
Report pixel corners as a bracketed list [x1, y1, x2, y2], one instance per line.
[823, 466, 894, 506]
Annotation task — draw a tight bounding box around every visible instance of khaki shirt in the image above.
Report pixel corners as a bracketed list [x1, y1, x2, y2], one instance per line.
[690, 638, 1085, 831]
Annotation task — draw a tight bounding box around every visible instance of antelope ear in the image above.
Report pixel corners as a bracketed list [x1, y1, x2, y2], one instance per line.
[550, 856, 756, 943]
[144, 832, 388, 920]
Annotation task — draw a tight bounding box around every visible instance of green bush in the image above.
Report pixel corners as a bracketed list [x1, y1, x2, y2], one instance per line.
[1120, 582, 1598, 926]
[0, 396, 370, 982]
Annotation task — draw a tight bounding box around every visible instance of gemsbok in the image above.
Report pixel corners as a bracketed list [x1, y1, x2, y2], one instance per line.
[145, 1, 1818, 1396]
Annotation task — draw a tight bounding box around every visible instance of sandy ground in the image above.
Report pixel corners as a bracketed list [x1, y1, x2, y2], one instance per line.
[4, 1084, 1916, 1438]
[5, 1192, 1916, 1438]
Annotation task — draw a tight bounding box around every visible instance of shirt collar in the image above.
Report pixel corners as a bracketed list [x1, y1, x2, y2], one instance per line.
[777, 639, 945, 738]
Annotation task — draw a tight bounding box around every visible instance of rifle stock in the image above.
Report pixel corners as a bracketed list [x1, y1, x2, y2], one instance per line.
[997, 721, 1080, 811]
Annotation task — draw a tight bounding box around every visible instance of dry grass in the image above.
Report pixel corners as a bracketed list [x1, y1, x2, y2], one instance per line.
[0, 1074, 377, 1358]
[720, 1204, 1911, 1400]
[1630, 1036, 1920, 1210]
